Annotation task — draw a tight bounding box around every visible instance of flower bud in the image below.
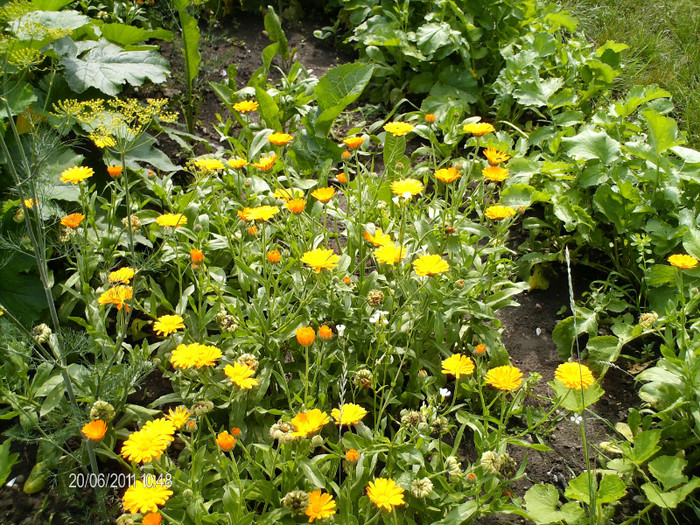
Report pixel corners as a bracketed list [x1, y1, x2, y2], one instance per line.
[410, 477, 434, 498]
[281, 490, 309, 515]
[90, 401, 116, 423]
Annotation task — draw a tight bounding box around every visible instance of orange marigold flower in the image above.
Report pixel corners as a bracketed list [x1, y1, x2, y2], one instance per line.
[485, 205, 515, 220]
[434, 167, 461, 183]
[337, 172, 347, 184]
[441, 354, 475, 379]
[555, 362, 595, 390]
[142, 513, 162, 525]
[346, 449, 360, 462]
[483, 166, 509, 182]
[343, 276, 352, 285]
[343, 136, 365, 150]
[248, 225, 258, 235]
[290, 408, 329, 437]
[231, 427, 241, 437]
[312, 187, 335, 203]
[668, 254, 699, 269]
[216, 430, 236, 451]
[474, 344, 486, 355]
[190, 249, 204, 265]
[285, 198, 307, 214]
[61, 213, 85, 228]
[305, 490, 336, 522]
[152, 315, 184, 337]
[318, 325, 333, 340]
[228, 157, 248, 169]
[424, 113, 437, 123]
[252, 153, 277, 172]
[341, 150, 351, 160]
[81, 419, 107, 440]
[107, 165, 123, 178]
[296, 326, 315, 346]
[98, 286, 133, 311]
[485, 365, 523, 391]
[267, 250, 281, 263]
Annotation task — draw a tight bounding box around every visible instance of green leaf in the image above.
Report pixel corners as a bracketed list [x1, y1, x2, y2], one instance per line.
[552, 379, 604, 412]
[671, 146, 700, 164]
[314, 63, 373, 137]
[514, 77, 565, 107]
[100, 23, 173, 46]
[0, 439, 20, 487]
[416, 22, 452, 56]
[263, 6, 288, 59]
[614, 84, 671, 118]
[173, 0, 201, 86]
[597, 474, 626, 503]
[9, 10, 89, 39]
[501, 184, 550, 207]
[641, 478, 700, 509]
[433, 500, 477, 524]
[648, 456, 688, 490]
[565, 472, 595, 504]
[646, 264, 675, 287]
[586, 335, 620, 373]
[642, 108, 680, 155]
[627, 429, 662, 464]
[254, 88, 280, 130]
[524, 484, 566, 524]
[60, 39, 169, 96]
[563, 128, 621, 165]
[682, 228, 700, 259]
[0, 255, 47, 324]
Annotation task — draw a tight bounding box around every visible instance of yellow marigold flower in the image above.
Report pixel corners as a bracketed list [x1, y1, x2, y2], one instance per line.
[120, 426, 173, 464]
[364, 229, 392, 247]
[23, 198, 37, 208]
[374, 243, 407, 265]
[343, 136, 365, 150]
[268, 132, 294, 146]
[331, 403, 367, 425]
[296, 326, 316, 346]
[434, 167, 461, 183]
[366, 478, 405, 512]
[107, 165, 123, 178]
[384, 121, 414, 137]
[194, 158, 225, 171]
[238, 205, 279, 222]
[318, 325, 333, 340]
[668, 254, 699, 269]
[216, 430, 236, 451]
[291, 409, 330, 437]
[60, 165, 94, 184]
[122, 480, 173, 514]
[142, 418, 176, 443]
[98, 286, 133, 311]
[81, 419, 107, 440]
[233, 99, 259, 113]
[227, 157, 248, 169]
[285, 198, 307, 214]
[390, 178, 424, 196]
[305, 490, 336, 522]
[414, 254, 450, 276]
[274, 188, 303, 201]
[483, 148, 510, 165]
[555, 362, 595, 390]
[171, 342, 222, 369]
[224, 362, 260, 389]
[485, 205, 515, 220]
[153, 315, 184, 337]
[156, 213, 187, 228]
[165, 406, 191, 429]
[61, 213, 85, 228]
[483, 165, 509, 181]
[463, 122, 495, 136]
[302, 248, 339, 273]
[441, 354, 475, 379]
[424, 113, 437, 123]
[485, 365, 523, 391]
[346, 449, 360, 462]
[312, 187, 335, 203]
[108, 267, 136, 284]
[252, 153, 276, 172]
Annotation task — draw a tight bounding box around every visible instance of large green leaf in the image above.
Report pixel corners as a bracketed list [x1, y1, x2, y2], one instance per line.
[642, 108, 681, 155]
[416, 22, 452, 56]
[0, 254, 47, 324]
[173, 0, 201, 86]
[9, 10, 89, 40]
[0, 439, 20, 487]
[100, 23, 173, 46]
[314, 63, 373, 137]
[263, 6, 288, 59]
[563, 128, 621, 165]
[642, 479, 700, 509]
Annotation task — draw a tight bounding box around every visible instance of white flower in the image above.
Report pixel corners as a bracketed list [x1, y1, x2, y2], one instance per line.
[336, 324, 346, 336]
[570, 414, 582, 425]
[402, 191, 412, 199]
[370, 310, 389, 326]
[392, 196, 400, 204]
[439, 388, 451, 398]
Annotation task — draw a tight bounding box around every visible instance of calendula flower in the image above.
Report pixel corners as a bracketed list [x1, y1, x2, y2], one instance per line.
[475, 343, 486, 355]
[190, 249, 204, 266]
[238, 205, 279, 222]
[81, 419, 107, 440]
[284, 198, 307, 214]
[301, 248, 339, 273]
[364, 229, 392, 247]
[296, 326, 316, 346]
[318, 325, 333, 340]
[248, 225, 258, 235]
[153, 315, 184, 337]
[463, 122, 495, 136]
[441, 354, 475, 379]
[121, 427, 173, 464]
[216, 430, 236, 451]
[390, 178, 424, 196]
[341, 150, 351, 160]
[485, 205, 515, 220]
[374, 244, 407, 265]
[366, 478, 405, 512]
[331, 403, 367, 425]
[305, 490, 336, 522]
[224, 362, 259, 389]
[194, 158, 225, 171]
[233, 100, 259, 113]
[23, 198, 37, 208]
[291, 409, 330, 437]
[337, 172, 348, 183]
[165, 406, 191, 429]
[108, 267, 136, 284]
[485, 365, 523, 391]
[142, 513, 162, 525]
[434, 167, 461, 183]
[122, 480, 173, 514]
[424, 113, 437, 123]
[483, 166, 509, 181]
[312, 187, 335, 203]
[267, 250, 281, 263]
[98, 286, 133, 311]
[231, 427, 241, 437]
[171, 343, 222, 369]
[252, 153, 276, 171]
[268, 132, 294, 146]
[156, 213, 187, 228]
[107, 165, 123, 178]
[343, 136, 365, 150]
[60, 165, 94, 184]
[483, 148, 510, 165]
[668, 254, 699, 269]
[414, 254, 449, 276]
[346, 449, 360, 462]
[384, 121, 414, 137]
[555, 362, 595, 390]
[227, 157, 248, 169]
[61, 213, 85, 228]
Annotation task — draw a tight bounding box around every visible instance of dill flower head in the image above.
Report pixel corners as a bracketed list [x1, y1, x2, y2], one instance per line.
[60, 165, 94, 184]
[343, 136, 365, 150]
[194, 158, 225, 171]
[485, 365, 524, 391]
[301, 248, 339, 273]
[555, 362, 595, 390]
[296, 326, 316, 346]
[98, 286, 133, 311]
[122, 480, 173, 514]
[81, 419, 107, 440]
[61, 213, 85, 229]
[171, 342, 222, 369]
[224, 363, 259, 389]
[463, 122, 495, 136]
[366, 478, 405, 512]
[227, 157, 248, 169]
[364, 229, 392, 247]
[483, 148, 510, 165]
[252, 153, 276, 172]
[268, 132, 294, 146]
[311, 187, 335, 203]
[93, 134, 116, 148]
[109, 267, 136, 284]
[165, 406, 191, 429]
[384, 121, 414, 137]
[216, 430, 236, 451]
[374, 243, 407, 265]
[483, 166, 509, 181]
[153, 315, 185, 337]
[107, 165, 123, 178]
[485, 205, 515, 220]
[668, 254, 699, 269]
[291, 409, 330, 437]
[156, 213, 187, 228]
[434, 167, 461, 183]
[285, 198, 307, 214]
[441, 354, 475, 379]
[413, 254, 450, 276]
[390, 178, 424, 197]
[331, 403, 367, 425]
[305, 490, 336, 522]
[233, 99, 258, 113]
